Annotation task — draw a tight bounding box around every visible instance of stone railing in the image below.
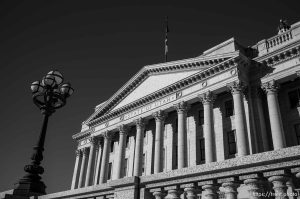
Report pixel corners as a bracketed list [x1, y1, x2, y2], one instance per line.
[256, 22, 300, 57]
[2, 145, 300, 199]
[139, 145, 300, 199]
[267, 30, 293, 50]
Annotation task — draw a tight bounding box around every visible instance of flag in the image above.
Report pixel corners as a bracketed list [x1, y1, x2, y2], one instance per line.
[165, 16, 169, 62]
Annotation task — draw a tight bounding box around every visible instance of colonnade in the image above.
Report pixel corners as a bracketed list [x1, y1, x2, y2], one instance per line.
[71, 80, 287, 189]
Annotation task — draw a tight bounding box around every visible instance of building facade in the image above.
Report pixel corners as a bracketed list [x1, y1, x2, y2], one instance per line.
[5, 20, 300, 199]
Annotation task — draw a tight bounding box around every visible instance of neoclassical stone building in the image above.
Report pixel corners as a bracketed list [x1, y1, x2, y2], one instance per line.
[8, 20, 300, 199]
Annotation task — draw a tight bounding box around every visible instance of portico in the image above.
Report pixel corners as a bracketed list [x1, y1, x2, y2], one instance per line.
[66, 20, 300, 199]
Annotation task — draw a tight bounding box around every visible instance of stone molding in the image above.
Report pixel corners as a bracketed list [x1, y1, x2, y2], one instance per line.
[198, 90, 216, 104]
[257, 43, 300, 67]
[139, 145, 300, 188]
[261, 79, 280, 94]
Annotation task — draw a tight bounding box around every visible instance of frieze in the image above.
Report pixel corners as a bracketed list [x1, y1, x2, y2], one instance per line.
[95, 93, 178, 132]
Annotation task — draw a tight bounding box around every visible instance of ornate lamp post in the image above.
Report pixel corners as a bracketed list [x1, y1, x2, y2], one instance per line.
[12, 70, 74, 197]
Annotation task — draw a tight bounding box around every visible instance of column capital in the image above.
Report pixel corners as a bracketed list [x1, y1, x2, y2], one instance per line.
[268, 175, 290, 183]
[95, 138, 103, 151]
[261, 79, 280, 94]
[103, 131, 114, 140]
[198, 90, 216, 104]
[81, 147, 88, 156]
[153, 110, 166, 122]
[221, 181, 240, 194]
[153, 191, 166, 199]
[174, 101, 190, 114]
[227, 80, 247, 94]
[90, 136, 98, 145]
[118, 124, 129, 135]
[135, 118, 146, 129]
[75, 149, 81, 157]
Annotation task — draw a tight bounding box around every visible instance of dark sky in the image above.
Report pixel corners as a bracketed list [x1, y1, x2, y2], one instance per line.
[0, 0, 299, 194]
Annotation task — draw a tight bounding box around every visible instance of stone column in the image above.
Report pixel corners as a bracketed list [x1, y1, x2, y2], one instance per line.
[174, 101, 189, 169]
[85, 137, 97, 186]
[220, 178, 240, 199]
[242, 175, 264, 199]
[78, 148, 88, 188]
[115, 125, 128, 179]
[133, 118, 145, 176]
[262, 80, 286, 150]
[200, 181, 219, 199]
[94, 139, 103, 185]
[153, 110, 166, 174]
[165, 186, 180, 199]
[227, 81, 249, 156]
[268, 175, 290, 199]
[99, 131, 112, 184]
[71, 149, 81, 189]
[150, 188, 165, 199]
[181, 183, 197, 199]
[199, 91, 216, 163]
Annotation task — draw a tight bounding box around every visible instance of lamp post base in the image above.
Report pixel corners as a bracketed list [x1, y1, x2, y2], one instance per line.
[4, 195, 32, 199]
[12, 180, 46, 197]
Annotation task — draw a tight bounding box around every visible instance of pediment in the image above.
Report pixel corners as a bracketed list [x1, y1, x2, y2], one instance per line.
[85, 51, 239, 125]
[111, 70, 200, 111]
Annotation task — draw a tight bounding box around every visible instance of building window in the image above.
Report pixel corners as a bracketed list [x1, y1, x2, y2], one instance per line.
[199, 109, 204, 125]
[110, 141, 114, 152]
[123, 158, 128, 177]
[199, 138, 205, 161]
[107, 162, 112, 180]
[126, 136, 130, 148]
[294, 124, 300, 145]
[225, 100, 234, 117]
[227, 130, 237, 156]
[142, 153, 145, 175]
[288, 89, 300, 109]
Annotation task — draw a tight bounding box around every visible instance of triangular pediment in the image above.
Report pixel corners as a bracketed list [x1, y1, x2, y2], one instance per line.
[111, 70, 200, 111]
[85, 51, 240, 125]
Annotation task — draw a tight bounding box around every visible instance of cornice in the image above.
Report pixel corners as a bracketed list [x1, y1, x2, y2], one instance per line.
[254, 40, 300, 67]
[72, 127, 94, 141]
[86, 52, 249, 128]
[84, 52, 240, 126]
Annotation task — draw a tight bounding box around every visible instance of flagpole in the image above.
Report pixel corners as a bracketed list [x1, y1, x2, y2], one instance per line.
[165, 16, 169, 62]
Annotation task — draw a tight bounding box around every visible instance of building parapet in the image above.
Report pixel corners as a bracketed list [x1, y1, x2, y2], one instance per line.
[255, 21, 300, 57]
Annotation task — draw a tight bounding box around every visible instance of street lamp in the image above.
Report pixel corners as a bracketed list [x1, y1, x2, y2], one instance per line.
[12, 70, 74, 197]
